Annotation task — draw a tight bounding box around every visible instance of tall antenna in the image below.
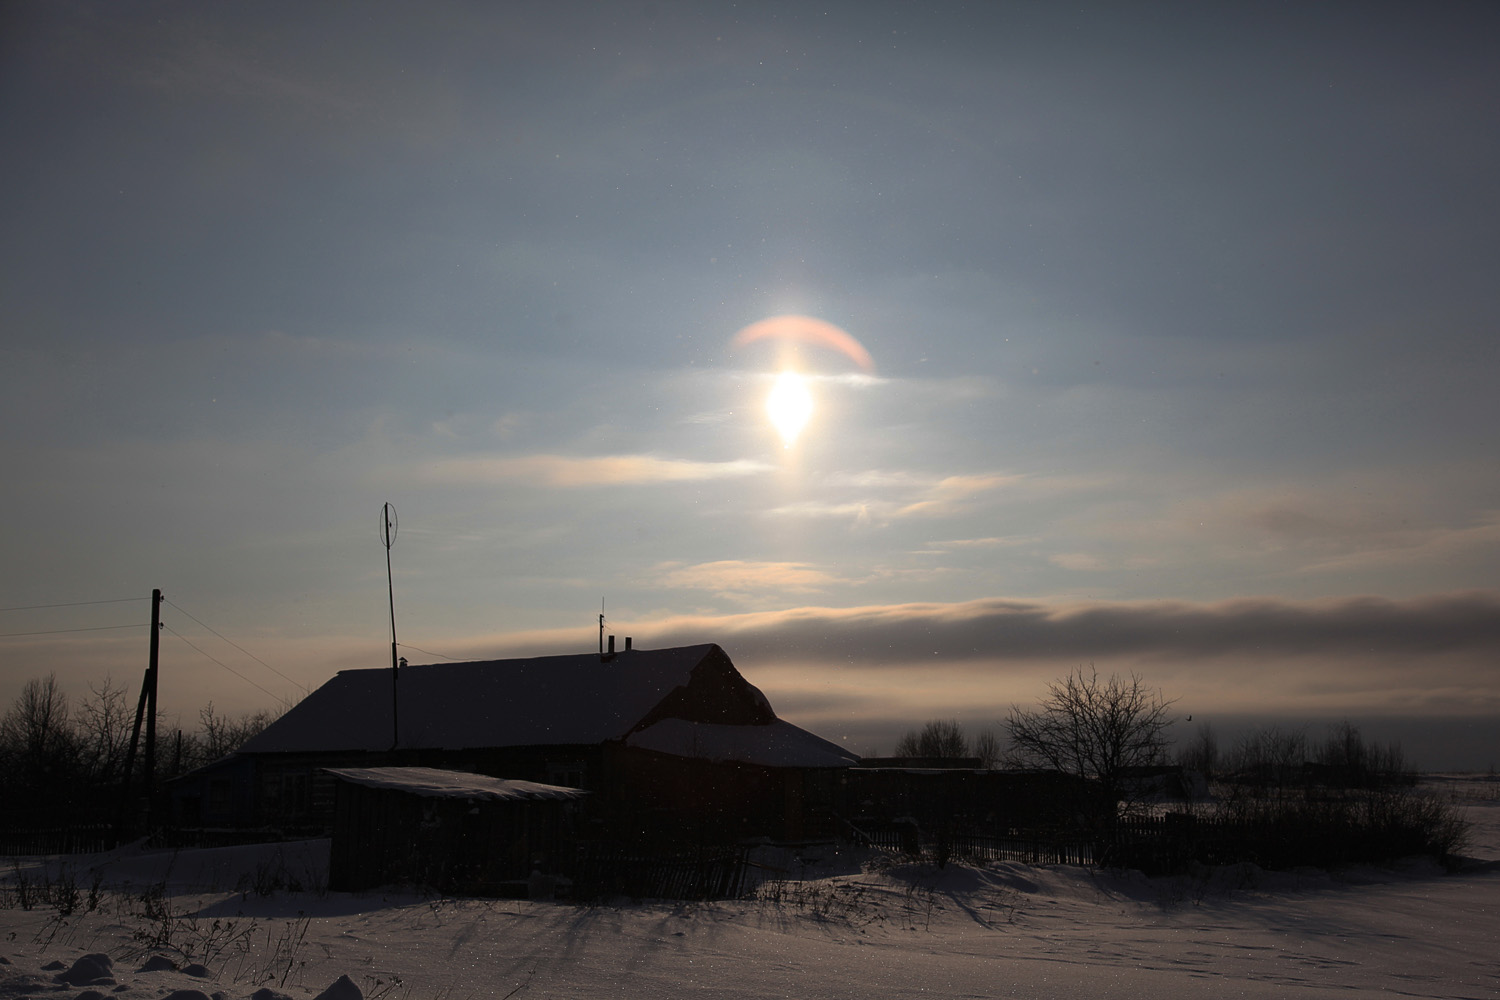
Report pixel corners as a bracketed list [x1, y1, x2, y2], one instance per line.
[599, 598, 605, 657]
[381, 502, 399, 750]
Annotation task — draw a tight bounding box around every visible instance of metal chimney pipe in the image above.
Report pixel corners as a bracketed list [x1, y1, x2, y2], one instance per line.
[625, 636, 632, 651]
[607, 635, 615, 654]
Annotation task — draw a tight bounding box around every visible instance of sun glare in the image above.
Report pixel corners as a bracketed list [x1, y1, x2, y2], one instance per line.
[767, 370, 813, 448]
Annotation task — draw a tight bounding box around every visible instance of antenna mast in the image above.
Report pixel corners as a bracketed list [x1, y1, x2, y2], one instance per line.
[381, 503, 399, 750]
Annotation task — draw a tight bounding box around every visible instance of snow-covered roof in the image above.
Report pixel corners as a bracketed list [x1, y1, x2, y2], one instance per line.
[323, 766, 587, 801]
[239, 644, 737, 754]
[625, 718, 860, 769]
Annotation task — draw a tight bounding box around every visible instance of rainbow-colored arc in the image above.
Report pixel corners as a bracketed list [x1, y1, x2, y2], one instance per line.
[731, 314, 875, 373]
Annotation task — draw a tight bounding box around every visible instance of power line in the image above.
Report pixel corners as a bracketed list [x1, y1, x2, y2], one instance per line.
[398, 642, 464, 661]
[0, 597, 145, 613]
[162, 624, 281, 701]
[0, 623, 147, 638]
[163, 598, 300, 686]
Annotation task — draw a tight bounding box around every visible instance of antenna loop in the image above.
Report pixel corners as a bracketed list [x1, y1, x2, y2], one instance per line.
[379, 502, 399, 549]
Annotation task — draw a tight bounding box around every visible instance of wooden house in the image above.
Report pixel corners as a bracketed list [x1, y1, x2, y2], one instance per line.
[169, 643, 857, 842]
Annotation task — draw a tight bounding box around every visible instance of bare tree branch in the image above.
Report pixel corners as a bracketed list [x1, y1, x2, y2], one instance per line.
[1004, 666, 1175, 816]
[894, 719, 970, 758]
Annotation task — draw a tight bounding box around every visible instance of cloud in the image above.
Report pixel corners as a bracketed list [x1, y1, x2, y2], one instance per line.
[1157, 481, 1500, 571]
[1049, 551, 1161, 572]
[897, 474, 1020, 517]
[1297, 511, 1500, 574]
[1050, 552, 1106, 571]
[127, 19, 462, 149]
[765, 470, 1028, 525]
[491, 414, 528, 439]
[15, 590, 1499, 765]
[767, 501, 887, 523]
[822, 470, 927, 490]
[467, 590, 1500, 666]
[929, 536, 1030, 550]
[1018, 474, 1500, 594]
[420, 454, 771, 487]
[652, 560, 844, 598]
[452, 590, 1500, 724]
[818, 372, 885, 388]
[146, 33, 366, 117]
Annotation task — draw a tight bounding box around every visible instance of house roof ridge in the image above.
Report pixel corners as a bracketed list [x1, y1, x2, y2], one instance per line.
[239, 642, 732, 754]
[330, 641, 722, 675]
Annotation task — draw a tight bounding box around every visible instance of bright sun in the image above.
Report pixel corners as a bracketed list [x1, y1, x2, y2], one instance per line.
[766, 370, 813, 448]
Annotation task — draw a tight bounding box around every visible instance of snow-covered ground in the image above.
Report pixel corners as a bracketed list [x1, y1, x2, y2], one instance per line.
[3, 783, 1497, 999]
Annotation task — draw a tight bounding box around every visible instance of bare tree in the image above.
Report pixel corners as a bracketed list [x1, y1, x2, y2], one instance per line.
[0, 673, 285, 824]
[1176, 720, 1219, 780]
[1004, 667, 1175, 818]
[973, 729, 1002, 769]
[893, 719, 970, 758]
[179, 702, 277, 771]
[76, 676, 133, 786]
[0, 674, 81, 811]
[1316, 720, 1408, 789]
[0, 674, 71, 753]
[1223, 725, 1307, 796]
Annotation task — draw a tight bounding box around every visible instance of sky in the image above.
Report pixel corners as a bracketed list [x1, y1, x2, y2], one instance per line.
[3, 1, 1498, 768]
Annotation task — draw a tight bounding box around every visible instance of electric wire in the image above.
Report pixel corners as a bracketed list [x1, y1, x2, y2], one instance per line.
[163, 598, 300, 686]
[162, 624, 281, 701]
[0, 623, 148, 638]
[397, 641, 465, 661]
[0, 599, 144, 614]
[0, 595, 146, 636]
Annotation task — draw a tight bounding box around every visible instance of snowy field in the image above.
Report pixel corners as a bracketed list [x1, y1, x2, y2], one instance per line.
[2, 781, 1497, 1000]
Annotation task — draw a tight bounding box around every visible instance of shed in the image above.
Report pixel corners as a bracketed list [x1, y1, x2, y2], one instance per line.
[325, 766, 587, 895]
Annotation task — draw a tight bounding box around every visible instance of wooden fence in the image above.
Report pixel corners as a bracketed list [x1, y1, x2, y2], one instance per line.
[1101, 807, 1451, 873]
[567, 842, 753, 901]
[851, 823, 1094, 867]
[8, 808, 1439, 889]
[0, 823, 115, 857]
[938, 830, 1094, 866]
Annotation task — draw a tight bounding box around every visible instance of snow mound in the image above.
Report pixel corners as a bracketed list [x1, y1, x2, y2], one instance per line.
[311, 975, 362, 1000]
[55, 953, 113, 986]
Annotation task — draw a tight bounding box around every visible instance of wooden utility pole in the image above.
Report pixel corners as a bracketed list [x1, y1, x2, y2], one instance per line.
[144, 587, 161, 792]
[118, 588, 163, 838]
[382, 503, 399, 751]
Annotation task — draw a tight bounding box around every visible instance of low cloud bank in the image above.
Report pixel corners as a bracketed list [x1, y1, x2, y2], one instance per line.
[787, 712, 1500, 772]
[468, 591, 1500, 758]
[604, 590, 1500, 666]
[14, 590, 1493, 769]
